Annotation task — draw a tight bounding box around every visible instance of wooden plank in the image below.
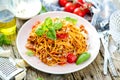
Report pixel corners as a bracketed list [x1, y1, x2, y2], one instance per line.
[111, 52, 120, 80]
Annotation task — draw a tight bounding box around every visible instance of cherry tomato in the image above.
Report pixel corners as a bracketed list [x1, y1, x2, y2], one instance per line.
[56, 33, 68, 39]
[59, 0, 68, 7]
[83, 2, 93, 9]
[84, 8, 90, 14]
[64, 2, 76, 13]
[67, 53, 77, 63]
[82, 2, 92, 13]
[77, 0, 85, 4]
[73, 7, 86, 17]
[74, 3, 81, 8]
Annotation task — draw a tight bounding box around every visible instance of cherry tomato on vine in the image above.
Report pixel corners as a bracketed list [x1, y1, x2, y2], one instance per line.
[83, 2, 93, 9]
[84, 8, 90, 14]
[59, 0, 68, 7]
[74, 3, 81, 8]
[77, 0, 85, 4]
[64, 2, 76, 13]
[73, 8, 86, 17]
[81, 2, 92, 13]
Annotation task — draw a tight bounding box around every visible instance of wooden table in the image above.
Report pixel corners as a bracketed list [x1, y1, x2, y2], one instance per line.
[2, 18, 120, 80]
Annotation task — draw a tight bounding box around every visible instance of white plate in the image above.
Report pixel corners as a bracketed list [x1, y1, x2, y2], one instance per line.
[11, 0, 42, 19]
[16, 11, 100, 74]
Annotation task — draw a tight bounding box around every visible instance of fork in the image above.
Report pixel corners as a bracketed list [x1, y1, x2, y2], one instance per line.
[90, 1, 118, 76]
[100, 32, 118, 76]
[92, 15, 118, 76]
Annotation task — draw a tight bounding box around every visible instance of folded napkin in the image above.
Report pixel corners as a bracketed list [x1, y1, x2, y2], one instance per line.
[40, 0, 63, 11]
[109, 35, 120, 61]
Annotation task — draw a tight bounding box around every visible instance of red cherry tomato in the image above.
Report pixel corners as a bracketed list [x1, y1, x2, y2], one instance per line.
[67, 53, 77, 63]
[59, 0, 68, 7]
[80, 2, 92, 14]
[84, 8, 90, 14]
[77, 0, 85, 4]
[74, 3, 81, 8]
[73, 8, 86, 17]
[56, 33, 68, 39]
[83, 2, 93, 9]
[64, 2, 76, 13]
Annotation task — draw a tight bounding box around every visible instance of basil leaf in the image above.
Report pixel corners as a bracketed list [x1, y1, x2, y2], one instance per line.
[0, 33, 11, 46]
[44, 17, 52, 27]
[46, 27, 56, 40]
[26, 50, 34, 56]
[0, 34, 5, 46]
[53, 21, 62, 30]
[42, 24, 48, 31]
[36, 78, 44, 80]
[3, 38, 11, 45]
[65, 17, 77, 24]
[35, 27, 45, 36]
[40, 5, 47, 13]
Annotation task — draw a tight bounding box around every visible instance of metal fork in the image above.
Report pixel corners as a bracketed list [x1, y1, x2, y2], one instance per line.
[90, 0, 118, 76]
[92, 16, 118, 76]
[100, 32, 118, 76]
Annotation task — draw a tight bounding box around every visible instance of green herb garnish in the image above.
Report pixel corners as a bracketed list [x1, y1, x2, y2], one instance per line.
[36, 77, 44, 80]
[46, 27, 56, 40]
[44, 17, 53, 27]
[65, 17, 77, 24]
[53, 21, 63, 30]
[35, 17, 63, 40]
[35, 27, 45, 36]
[35, 17, 77, 40]
[0, 33, 11, 46]
[40, 5, 47, 13]
[26, 50, 34, 56]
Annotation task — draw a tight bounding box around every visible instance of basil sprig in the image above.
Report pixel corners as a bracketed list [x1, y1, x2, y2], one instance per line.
[0, 33, 11, 46]
[35, 17, 62, 40]
[65, 17, 77, 25]
[35, 17, 77, 40]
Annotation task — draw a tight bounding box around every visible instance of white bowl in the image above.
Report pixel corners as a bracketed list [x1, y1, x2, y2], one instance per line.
[11, 0, 42, 19]
[16, 11, 100, 74]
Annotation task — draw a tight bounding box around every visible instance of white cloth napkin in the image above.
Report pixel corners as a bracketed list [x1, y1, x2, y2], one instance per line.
[109, 35, 120, 61]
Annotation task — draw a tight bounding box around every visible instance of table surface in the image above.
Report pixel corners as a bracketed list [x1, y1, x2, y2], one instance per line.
[2, 16, 120, 80]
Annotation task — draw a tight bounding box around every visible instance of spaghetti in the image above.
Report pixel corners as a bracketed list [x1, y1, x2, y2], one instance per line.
[26, 17, 88, 66]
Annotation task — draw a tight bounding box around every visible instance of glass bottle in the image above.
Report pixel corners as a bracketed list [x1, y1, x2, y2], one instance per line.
[0, 0, 16, 36]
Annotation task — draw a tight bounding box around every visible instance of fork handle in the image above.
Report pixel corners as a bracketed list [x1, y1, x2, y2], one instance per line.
[100, 35, 109, 75]
[103, 50, 108, 75]
[102, 36, 118, 76]
[108, 57, 118, 76]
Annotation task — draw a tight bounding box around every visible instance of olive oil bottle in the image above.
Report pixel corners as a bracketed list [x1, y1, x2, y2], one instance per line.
[0, 9, 16, 36]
